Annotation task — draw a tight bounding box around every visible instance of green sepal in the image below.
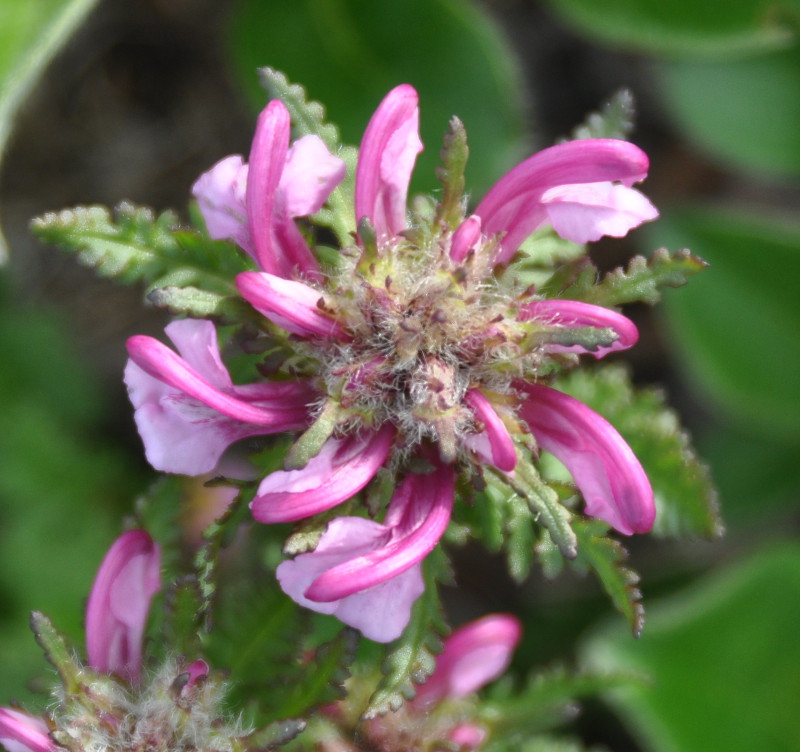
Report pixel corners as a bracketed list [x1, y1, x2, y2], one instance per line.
[362, 547, 452, 718]
[242, 718, 307, 750]
[285, 400, 342, 470]
[568, 89, 636, 142]
[570, 518, 645, 637]
[524, 323, 618, 354]
[258, 67, 357, 246]
[556, 365, 722, 538]
[435, 117, 469, 230]
[29, 611, 83, 696]
[147, 286, 258, 325]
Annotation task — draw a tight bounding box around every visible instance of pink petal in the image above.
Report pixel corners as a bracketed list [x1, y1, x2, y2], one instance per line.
[250, 426, 395, 523]
[85, 530, 161, 683]
[236, 271, 348, 340]
[450, 215, 482, 263]
[520, 299, 639, 358]
[304, 466, 455, 601]
[542, 181, 658, 244]
[415, 614, 521, 705]
[463, 389, 517, 472]
[0, 709, 54, 752]
[355, 84, 423, 240]
[474, 139, 652, 264]
[516, 382, 655, 534]
[448, 724, 487, 750]
[280, 135, 346, 217]
[276, 517, 424, 643]
[246, 99, 292, 275]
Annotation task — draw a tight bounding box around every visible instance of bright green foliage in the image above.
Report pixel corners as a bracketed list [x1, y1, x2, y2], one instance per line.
[546, 0, 797, 58]
[363, 548, 451, 718]
[583, 544, 800, 752]
[556, 365, 722, 539]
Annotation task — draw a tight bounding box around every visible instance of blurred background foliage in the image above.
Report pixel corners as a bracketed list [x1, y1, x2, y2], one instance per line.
[0, 0, 798, 750]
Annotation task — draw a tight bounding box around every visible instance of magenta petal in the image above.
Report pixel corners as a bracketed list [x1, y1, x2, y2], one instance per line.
[516, 382, 655, 534]
[246, 99, 291, 275]
[85, 530, 161, 683]
[0, 709, 54, 752]
[416, 614, 521, 705]
[236, 271, 348, 340]
[276, 517, 424, 642]
[304, 466, 455, 602]
[474, 139, 651, 264]
[450, 215, 482, 263]
[280, 135, 346, 217]
[355, 84, 423, 240]
[463, 390, 517, 471]
[250, 426, 395, 523]
[542, 181, 658, 244]
[520, 299, 639, 358]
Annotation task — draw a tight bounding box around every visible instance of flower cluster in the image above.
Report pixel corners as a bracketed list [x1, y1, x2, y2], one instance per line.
[125, 84, 657, 641]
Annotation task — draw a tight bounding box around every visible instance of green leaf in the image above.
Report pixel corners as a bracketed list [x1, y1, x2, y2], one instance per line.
[561, 248, 709, 307]
[363, 547, 450, 718]
[658, 46, 800, 177]
[146, 286, 256, 324]
[582, 544, 800, 752]
[29, 611, 82, 696]
[229, 0, 526, 197]
[546, 0, 797, 58]
[645, 207, 800, 439]
[567, 89, 636, 141]
[435, 117, 469, 230]
[0, 0, 102, 260]
[30, 203, 250, 295]
[570, 519, 644, 637]
[555, 365, 722, 539]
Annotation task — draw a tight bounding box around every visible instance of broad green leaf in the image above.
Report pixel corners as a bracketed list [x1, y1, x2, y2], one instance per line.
[229, 0, 526, 197]
[556, 365, 722, 539]
[582, 544, 800, 752]
[658, 46, 800, 177]
[546, 0, 797, 58]
[645, 207, 800, 439]
[0, 0, 101, 260]
[363, 547, 450, 718]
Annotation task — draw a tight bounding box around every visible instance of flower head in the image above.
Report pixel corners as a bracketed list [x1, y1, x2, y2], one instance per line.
[127, 84, 657, 639]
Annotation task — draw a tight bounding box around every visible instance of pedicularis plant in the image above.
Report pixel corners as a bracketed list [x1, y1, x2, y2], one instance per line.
[3, 70, 720, 752]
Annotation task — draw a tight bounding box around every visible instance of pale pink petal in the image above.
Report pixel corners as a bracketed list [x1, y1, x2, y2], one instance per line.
[304, 466, 455, 601]
[520, 299, 639, 358]
[276, 517, 424, 642]
[474, 139, 651, 264]
[450, 215, 482, 263]
[355, 84, 422, 240]
[463, 390, 517, 472]
[85, 531, 161, 683]
[415, 614, 521, 705]
[250, 426, 395, 523]
[448, 724, 487, 750]
[246, 99, 292, 275]
[516, 382, 655, 534]
[191, 155, 252, 253]
[542, 181, 658, 244]
[0, 709, 54, 752]
[280, 135, 346, 217]
[236, 271, 348, 340]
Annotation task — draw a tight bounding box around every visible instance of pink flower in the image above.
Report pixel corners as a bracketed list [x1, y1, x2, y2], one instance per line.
[0, 709, 54, 752]
[127, 85, 657, 638]
[85, 529, 161, 683]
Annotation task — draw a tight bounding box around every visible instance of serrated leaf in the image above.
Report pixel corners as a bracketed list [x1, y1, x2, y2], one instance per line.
[435, 117, 469, 230]
[570, 519, 644, 637]
[146, 285, 256, 324]
[568, 89, 635, 142]
[562, 248, 709, 307]
[556, 365, 722, 539]
[505, 494, 536, 583]
[258, 67, 357, 246]
[363, 547, 450, 718]
[30, 202, 249, 295]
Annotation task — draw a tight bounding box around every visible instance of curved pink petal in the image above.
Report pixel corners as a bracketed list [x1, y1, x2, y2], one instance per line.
[542, 181, 658, 244]
[355, 84, 423, 240]
[304, 465, 455, 602]
[250, 426, 395, 523]
[520, 299, 639, 358]
[450, 215, 482, 263]
[415, 614, 521, 705]
[246, 99, 292, 275]
[0, 709, 54, 752]
[474, 139, 651, 264]
[236, 271, 348, 340]
[276, 517, 424, 642]
[463, 389, 517, 472]
[85, 530, 161, 684]
[280, 135, 347, 217]
[191, 155, 251, 252]
[516, 382, 655, 534]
